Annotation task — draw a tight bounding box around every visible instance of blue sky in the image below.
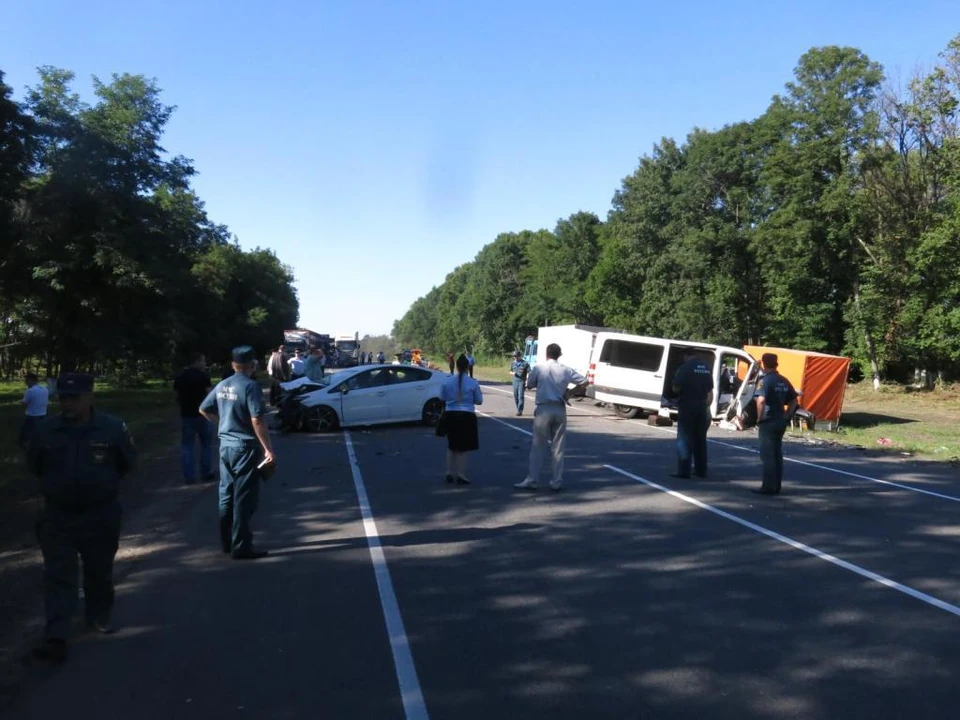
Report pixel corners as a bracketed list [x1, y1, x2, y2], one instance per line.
[4, 1, 960, 336]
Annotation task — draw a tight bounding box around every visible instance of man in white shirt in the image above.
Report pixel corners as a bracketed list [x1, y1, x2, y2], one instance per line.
[514, 343, 586, 492]
[20, 372, 50, 449]
[288, 350, 305, 379]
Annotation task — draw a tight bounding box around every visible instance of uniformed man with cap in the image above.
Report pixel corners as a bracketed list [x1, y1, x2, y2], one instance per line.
[27, 372, 136, 664]
[510, 350, 530, 416]
[199, 346, 275, 559]
[753, 353, 798, 495]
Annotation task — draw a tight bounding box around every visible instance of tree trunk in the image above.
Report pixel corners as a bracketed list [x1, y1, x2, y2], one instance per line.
[853, 282, 882, 391]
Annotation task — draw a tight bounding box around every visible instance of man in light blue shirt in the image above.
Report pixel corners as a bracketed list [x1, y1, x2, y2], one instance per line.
[20, 372, 49, 449]
[303, 347, 325, 381]
[514, 343, 586, 492]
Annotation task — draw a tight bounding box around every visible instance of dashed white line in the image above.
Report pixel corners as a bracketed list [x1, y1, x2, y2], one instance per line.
[604, 463, 960, 618]
[344, 431, 430, 720]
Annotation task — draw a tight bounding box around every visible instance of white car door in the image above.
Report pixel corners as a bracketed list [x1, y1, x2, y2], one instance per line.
[338, 368, 392, 425]
[385, 366, 433, 421]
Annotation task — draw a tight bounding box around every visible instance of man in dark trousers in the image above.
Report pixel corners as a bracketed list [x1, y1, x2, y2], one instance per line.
[670, 349, 714, 479]
[27, 373, 137, 664]
[200, 346, 276, 559]
[753, 353, 798, 495]
[174, 353, 214, 485]
[510, 350, 530, 416]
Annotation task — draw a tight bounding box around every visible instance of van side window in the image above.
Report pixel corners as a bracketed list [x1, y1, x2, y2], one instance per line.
[599, 340, 664, 371]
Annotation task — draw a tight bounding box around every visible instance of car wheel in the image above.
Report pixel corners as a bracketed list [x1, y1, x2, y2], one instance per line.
[613, 404, 640, 419]
[421, 398, 444, 426]
[306, 406, 340, 433]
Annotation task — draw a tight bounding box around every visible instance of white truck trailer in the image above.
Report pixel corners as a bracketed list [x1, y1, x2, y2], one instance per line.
[522, 324, 621, 397]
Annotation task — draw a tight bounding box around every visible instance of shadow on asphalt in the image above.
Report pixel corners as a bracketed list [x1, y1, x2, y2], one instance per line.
[6, 405, 960, 719]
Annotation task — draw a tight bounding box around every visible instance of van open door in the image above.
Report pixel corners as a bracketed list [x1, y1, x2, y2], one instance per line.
[718, 352, 760, 430]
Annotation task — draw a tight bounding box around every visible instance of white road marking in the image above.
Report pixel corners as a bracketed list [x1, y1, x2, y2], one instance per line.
[478, 411, 532, 437]
[344, 431, 430, 720]
[484, 382, 960, 503]
[604, 463, 960, 618]
[479, 404, 960, 618]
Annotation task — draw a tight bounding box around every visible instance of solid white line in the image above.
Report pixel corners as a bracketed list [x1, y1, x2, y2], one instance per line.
[485, 381, 960, 502]
[344, 431, 430, 720]
[605, 463, 960, 618]
[478, 411, 533, 437]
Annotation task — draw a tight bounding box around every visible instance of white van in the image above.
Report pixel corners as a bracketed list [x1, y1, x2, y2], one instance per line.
[589, 332, 758, 419]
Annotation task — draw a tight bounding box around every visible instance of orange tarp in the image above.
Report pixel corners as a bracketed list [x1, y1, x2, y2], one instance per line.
[742, 346, 851, 424]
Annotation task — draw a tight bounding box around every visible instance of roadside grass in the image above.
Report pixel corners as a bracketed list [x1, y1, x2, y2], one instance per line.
[800, 382, 960, 461]
[472, 361, 516, 383]
[0, 380, 179, 493]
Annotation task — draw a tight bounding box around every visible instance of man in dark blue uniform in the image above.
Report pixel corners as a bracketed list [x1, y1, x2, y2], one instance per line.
[200, 346, 275, 560]
[27, 373, 136, 664]
[510, 350, 530, 416]
[670, 349, 714, 479]
[753, 353, 798, 495]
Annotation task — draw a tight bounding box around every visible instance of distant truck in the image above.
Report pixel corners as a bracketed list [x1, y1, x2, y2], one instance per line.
[334, 332, 361, 367]
[522, 324, 620, 397]
[283, 329, 331, 359]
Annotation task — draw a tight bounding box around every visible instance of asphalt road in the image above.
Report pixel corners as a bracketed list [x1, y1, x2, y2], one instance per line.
[7, 382, 960, 720]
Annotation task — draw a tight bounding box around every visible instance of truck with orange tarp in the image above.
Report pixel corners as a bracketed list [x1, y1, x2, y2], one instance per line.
[728, 346, 851, 431]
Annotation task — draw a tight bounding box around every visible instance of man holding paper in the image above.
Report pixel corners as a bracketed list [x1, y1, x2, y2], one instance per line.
[200, 345, 276, 560]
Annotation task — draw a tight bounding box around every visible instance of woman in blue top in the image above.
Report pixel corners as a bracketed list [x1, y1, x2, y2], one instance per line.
[441, 354, 483, 484]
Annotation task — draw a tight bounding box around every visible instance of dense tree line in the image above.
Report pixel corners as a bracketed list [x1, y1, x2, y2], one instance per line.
[394, 39, 960, 386]
[0, 67, 298, 380]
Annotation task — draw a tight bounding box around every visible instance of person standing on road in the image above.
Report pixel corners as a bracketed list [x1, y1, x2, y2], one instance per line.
[446, 352, 455, 375]
[267, 345, 289, 406]
[27, 373, 137, 664]
[174, 354, 215, 485]
[304, 346, 324, 381]
[466, 350, 475, 378]
[440, 354, 483, 485]
[19, 372, 49, 449]
[199, 346, 276, 559]
[670, 349, 714, 479]
[289, 350, 305, 379]
[510, 350, 530, 416]
[514, 343, 585, 492]
[753, 353, 798, 495]
[377, 350, 385, 364]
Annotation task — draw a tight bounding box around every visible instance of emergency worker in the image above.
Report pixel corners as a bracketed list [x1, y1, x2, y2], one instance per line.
[28, 373, 136, 664]
[670, 349, 714, 479]
[510, 350, 530, 416]
[199, 346, 275, 559]
[753, 353, 798, 495]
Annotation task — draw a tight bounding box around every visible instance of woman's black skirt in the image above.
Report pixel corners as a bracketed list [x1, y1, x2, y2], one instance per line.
[445, 410, 479, 452]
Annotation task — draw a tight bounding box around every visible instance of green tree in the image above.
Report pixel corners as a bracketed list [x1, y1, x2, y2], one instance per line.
[756, 47, 883, 352]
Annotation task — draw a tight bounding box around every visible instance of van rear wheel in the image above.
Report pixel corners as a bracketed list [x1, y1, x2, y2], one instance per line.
[613, 404, 640, 419]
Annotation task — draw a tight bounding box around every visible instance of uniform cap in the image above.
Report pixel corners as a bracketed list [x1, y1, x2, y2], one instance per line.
[232, 345, 256, 364]
[57, 373, 94, 395]
[761, 353, 779, 368]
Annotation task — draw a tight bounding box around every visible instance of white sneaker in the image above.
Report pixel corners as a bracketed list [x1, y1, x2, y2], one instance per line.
[513, 478, 539, 490]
